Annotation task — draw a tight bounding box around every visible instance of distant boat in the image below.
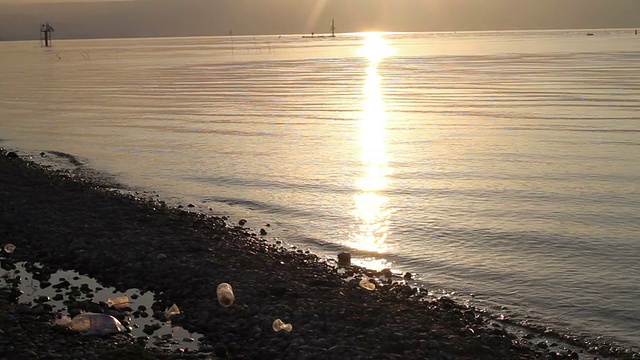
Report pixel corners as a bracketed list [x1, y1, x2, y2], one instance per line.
[303, 19, 336, 39]
[586, 32, 594, 36]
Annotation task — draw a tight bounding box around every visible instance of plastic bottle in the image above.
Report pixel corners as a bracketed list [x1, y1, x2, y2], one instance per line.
[56, 313, 127, 335]
[359, 278, 375, 291]
[272, 318, 293, 332]
[216, 283, 235, 307]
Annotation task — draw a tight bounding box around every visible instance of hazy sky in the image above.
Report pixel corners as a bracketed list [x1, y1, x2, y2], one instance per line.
[1, 0, 639, 40]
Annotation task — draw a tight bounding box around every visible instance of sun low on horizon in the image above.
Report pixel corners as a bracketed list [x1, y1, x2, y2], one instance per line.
[357, 32, 395, 63]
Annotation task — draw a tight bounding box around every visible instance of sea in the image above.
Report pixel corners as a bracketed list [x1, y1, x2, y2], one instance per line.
[1, 29, 639, 350]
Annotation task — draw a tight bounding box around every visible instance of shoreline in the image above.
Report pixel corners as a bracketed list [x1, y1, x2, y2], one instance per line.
[1, 147, 637, 359]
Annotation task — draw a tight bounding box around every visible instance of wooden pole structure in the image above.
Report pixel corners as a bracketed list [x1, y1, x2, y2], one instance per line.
[40, 24, 45, 46]
[40, 22, 54, 47]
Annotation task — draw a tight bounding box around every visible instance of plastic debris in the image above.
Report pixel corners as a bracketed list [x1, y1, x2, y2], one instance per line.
[359, 278, 375, 291]
[106, 295, 130, 309]
[165, 303, 180, 319]
[216, 283, 235, 307]
[56, 313, 127, 335]
[272, 318, 293, 332]
[3, 244, 16, 254]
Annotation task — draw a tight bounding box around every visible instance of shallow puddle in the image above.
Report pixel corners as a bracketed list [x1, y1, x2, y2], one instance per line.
[0, 257, 203, 352]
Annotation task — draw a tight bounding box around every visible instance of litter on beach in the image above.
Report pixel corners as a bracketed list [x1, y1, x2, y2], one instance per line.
[106, 295, 130, 309]
[359, 278, 375, 291]
[165, 303, 181, 319]
[272, 318, 293, 332]
[3, 243, 16, 254]
[55, 313, 127, 335]
[216, 282, 235, 307]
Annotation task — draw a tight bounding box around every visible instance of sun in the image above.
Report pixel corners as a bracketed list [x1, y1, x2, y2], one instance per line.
[358, 32, 395, 63]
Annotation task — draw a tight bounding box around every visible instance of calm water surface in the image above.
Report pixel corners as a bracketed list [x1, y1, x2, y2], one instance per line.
[1, 29, 639, 349]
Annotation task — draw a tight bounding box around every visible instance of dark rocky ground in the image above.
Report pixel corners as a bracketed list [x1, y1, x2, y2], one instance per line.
[1, 148, 638, 360]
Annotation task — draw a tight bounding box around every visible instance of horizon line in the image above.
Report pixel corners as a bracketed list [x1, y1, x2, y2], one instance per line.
[1, 26, 638, 42]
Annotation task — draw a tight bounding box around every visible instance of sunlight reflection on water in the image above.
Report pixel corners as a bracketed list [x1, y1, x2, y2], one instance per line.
[347, 33, 394, 256]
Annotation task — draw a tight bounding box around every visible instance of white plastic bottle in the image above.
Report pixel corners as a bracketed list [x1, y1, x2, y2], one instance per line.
[216, 283, 235, 307]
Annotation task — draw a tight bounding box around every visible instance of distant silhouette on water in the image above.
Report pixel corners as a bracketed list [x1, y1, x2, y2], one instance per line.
[303, 19, 336, 39]
[40, 22, 54, 47]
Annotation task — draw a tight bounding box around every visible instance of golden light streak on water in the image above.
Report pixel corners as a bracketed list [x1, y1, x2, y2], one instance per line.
[347, 33, 395, 255]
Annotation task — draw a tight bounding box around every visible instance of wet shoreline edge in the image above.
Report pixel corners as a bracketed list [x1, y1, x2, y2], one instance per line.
[1, 147, 637, 360]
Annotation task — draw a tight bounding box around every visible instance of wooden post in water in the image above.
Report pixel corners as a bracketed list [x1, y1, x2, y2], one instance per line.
[40, 22, 54, 47]
[331, 19, 335, 37]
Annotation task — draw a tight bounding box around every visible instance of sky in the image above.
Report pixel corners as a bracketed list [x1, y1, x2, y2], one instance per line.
[0, 0, 639, 40]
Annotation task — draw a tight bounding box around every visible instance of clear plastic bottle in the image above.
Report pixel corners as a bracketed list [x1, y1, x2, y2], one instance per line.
[216, 283, 235, 307]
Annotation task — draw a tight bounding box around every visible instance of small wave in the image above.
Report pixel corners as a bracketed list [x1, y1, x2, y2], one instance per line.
[189, 174, 354, 195]
[46, 151, 85, 167]
[201, 195, 322, 219]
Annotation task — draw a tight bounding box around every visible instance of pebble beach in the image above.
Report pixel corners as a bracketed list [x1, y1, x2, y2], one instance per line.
[1, 148, 638, 360]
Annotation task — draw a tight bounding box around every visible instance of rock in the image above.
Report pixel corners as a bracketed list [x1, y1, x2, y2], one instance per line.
[35, 295, 51, 303]
[17, 304, 46, 315]
[214, 344, 228, 358]
[53, 280, 71, 289]
[142, 323, 161, 335]
[381, 268, 393, 277]
[6, 151, 18, 159]
[421, 339, 440, 350]
[337, 252, 351, 266]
